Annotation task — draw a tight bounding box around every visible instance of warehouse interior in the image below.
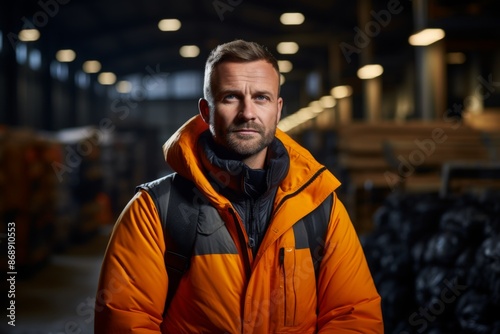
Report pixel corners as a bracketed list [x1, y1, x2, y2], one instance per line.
[1, 0, 500, 333]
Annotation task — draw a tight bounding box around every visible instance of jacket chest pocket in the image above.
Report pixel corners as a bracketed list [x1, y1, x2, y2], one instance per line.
[276, 245, 318, 329]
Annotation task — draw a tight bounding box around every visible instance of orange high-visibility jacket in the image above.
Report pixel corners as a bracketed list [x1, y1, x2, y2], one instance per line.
[95, 115, 383, 333]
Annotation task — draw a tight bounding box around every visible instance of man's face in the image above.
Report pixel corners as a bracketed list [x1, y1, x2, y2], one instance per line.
[199, 60, 283, 168]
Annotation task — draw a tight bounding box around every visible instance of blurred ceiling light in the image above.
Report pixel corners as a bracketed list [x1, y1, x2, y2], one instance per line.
[179, 45, 200, 58]
[319, 95, 336, 108]
[447, 52, 466, 65]
[409, 28, 445, 46]
[56, 49, 76, 62]
[18, 29, 40, 42]
[116, 80, 132, 93]
[158, 18, 181, 31]
[98, 72, 116, 85]
[280, 74, 286, 85]
[278, 116, 298, 132]
[357, 64, 384, 79]
[308, 100, 323, 113]
[277, 42, 299, 55]
[298, 107, 317, 120]
[278, 60, 293, 73]
[280, 12, 305, 25]
[83, 60, 101, 73]
[278, 106, 320, 132]
[330, 85, 353, 99]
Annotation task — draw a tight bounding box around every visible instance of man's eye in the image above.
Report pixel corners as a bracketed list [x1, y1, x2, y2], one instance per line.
[223, 94, 237, 101]
[256, 95, 269, 101]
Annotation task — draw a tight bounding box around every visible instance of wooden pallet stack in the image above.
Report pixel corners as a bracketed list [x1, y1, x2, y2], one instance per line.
[333, 118, 500, 233]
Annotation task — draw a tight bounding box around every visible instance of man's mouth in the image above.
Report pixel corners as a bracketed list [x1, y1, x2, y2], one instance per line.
[231, 125, 261, 135]
[235, 129, 258, 133]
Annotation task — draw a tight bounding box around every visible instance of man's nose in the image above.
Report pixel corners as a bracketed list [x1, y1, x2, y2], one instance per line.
[239, 97, 256, 120]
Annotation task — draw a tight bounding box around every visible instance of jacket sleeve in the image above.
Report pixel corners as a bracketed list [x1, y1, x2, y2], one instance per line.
[95, 190, 167, 333]
[316, 193, 384, 333]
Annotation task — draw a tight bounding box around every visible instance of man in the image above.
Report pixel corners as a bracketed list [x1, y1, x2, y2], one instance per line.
[95, 39, 383, 333]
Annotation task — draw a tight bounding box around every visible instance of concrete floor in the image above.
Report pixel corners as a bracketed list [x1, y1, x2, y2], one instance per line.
[0, 228, 111, 334]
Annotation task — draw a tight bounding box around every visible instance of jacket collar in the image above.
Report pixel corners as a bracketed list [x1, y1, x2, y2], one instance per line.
[162, 115, 341, 204]
[197, 130, 289, 198]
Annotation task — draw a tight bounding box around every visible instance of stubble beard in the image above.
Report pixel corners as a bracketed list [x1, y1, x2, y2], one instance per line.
[216, 122, 276, 158]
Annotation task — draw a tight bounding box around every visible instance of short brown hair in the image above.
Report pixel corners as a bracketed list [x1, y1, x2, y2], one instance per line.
[203, 40, 280, 103]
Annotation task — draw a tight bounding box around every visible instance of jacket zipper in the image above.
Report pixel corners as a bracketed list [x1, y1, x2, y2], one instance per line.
[228, 207, 253, 276]
[247, 197, 255, 252]
[273, 166, 327, 215]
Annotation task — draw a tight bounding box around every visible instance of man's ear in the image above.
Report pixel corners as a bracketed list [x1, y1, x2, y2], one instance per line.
[276, 97, 283, 125]
[198, 98, 210, 124]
